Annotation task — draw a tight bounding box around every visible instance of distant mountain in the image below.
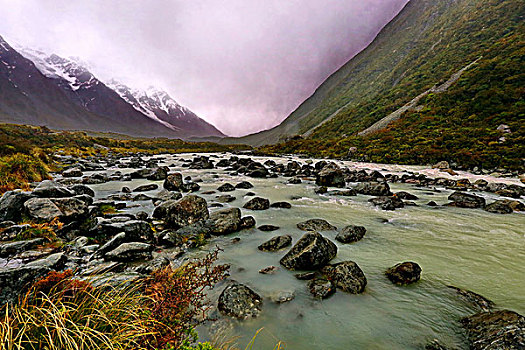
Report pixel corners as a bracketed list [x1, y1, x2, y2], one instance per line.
[107, 81, 224, 138]
[231, 0, 523, 147]
[0, 37, 224, 139]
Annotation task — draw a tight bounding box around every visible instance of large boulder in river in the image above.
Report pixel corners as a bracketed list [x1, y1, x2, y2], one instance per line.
[0, 190, 34, 222]
[460, 310, 525, 350]
[243, 197, 270, 210]
[321, 261, 367, 294]
[218, 283, 262, 319]
[280, 232, 337, 270]
[297, 218, 336, 231]
[163, 173, 183, 191]
[385, 262, 422, 285]
[448, 191, 486, 208]
[316, 164, 345, 188]
[208, 208, 241, 235]
[335, 225, 366, 243]
[164, 195, 209, 229]
[258, 235, 292, 252]
[353, 182, 392, 196]
[24, 198, 63, 221]
[369, 196, 405, 210]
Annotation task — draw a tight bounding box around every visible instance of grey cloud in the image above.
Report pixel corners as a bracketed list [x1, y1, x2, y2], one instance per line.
[0, 0, 408, 136]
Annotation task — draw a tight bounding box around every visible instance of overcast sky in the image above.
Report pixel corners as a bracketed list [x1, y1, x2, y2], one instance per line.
[0, 0, 408, 136]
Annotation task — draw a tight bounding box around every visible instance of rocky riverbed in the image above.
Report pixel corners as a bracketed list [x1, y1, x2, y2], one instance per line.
[0, 152, 524, 349]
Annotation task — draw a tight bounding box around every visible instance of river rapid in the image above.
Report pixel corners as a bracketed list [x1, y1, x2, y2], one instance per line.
[87, 153, 524, 350]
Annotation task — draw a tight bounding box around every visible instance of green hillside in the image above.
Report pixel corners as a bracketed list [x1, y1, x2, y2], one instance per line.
[261, 29, 524, 171]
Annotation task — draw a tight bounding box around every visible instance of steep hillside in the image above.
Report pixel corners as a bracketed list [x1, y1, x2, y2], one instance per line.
[261, 29, 525, 171]
[233, 0, 523, 146]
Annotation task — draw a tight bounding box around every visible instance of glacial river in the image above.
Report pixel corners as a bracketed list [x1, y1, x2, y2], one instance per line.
[89, 153, 524, 350]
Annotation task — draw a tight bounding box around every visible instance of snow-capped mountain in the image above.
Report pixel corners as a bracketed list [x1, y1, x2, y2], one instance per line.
[0, 37, 224, 139]
[108, 81, 224, 137]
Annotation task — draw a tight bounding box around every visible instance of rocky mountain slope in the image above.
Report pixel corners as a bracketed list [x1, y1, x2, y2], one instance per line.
[231, 0, 523, 149]
[0, 37, 223, 139]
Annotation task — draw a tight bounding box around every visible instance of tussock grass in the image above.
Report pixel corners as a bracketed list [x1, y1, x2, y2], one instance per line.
[0, 153, 51, 194]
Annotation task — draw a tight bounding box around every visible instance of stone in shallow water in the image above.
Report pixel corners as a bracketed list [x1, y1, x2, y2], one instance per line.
[258, 224, 279, 232]
[217, 183, 235, 192]
[239, 216, 256, 229]
[243, 197, 270, 210]
[460, 310, 525, 350]
[270, 290, 295, 303]
[259, 266, 278, 274]
[321, 261, 367, 294]
[235, 181, 254, 189]
[258, 235, 292, 252]
[385, 262, 421, 285]
[447, 191, 485, 209]
[447, 286, 494, 312]
[297, 218, 337, 231]
[218, 282, 262, 319]
[308, 278, 335, 299]
[270, 201, 292, 209]
[208, 208, 241, 235]
[335, 225, 366, 243]
[280, 231, 337, 270]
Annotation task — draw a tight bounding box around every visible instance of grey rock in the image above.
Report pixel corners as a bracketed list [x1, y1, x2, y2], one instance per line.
[0, 266, 50, 306]
[208, 208, 242, 235]
[258, 235, 292, 252]
[0, 238, 45, 258]
[308, 278, 335, 299]
[0, 191, 34, 222]
[218, 283, 262, 319]
[24, 198, 63, 221]
[385, 262, 422, 285]
[243, 197, 270, 210]
[335, 225, 366, 243]
[354, 182, 392, 196]
[280, 232, 337, 270]
[163, 173, 184, 191]
[297, 218, 337, 231]
[448, 191, 485, 209]
[33, 180, 75, 198]
[321, 261, 367, 294]
[105, 242, 153, 261]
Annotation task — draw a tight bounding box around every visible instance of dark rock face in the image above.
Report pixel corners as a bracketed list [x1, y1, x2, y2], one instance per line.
[369, 196, 405, 210]
[308, 278, 336, 299]
[33, 180, 74, 198]
[321, 261, 367, 294]
[208, 208, 242, 235]
[325, 189, 357, 196]
[163, 173, 183, 191]
[461, 310, 525, 350]
[0, 191, 34, 222]
[354, 182, 392, 196]
[297, 219, 337, 231]
[235, 181, 254, 189]
[316, 164, 345, 188]
[164, 195, 209, 229]
[385, 262, 422, 285]
[239, 216, 256, 229]
[104, 242, 153, 261]
[69, 184, 95, 197]
[218, 283, 262, 319]
[243, 197, 270, 210]
[270, 201, 292, 209]
[258, 225, 279, 232]
[217, 183, 235, 192]
[89, 219, 154, 243]
[258, 235, 292, 252]
[484, 199, 524, 214]
[0, 266, 51, 306]
[335, 225, 366, 243]
[133, 184, 159, 192]
[24, 198, 63, 221]
[448, 191, 486, 208]
[280, 232, 337, 270]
